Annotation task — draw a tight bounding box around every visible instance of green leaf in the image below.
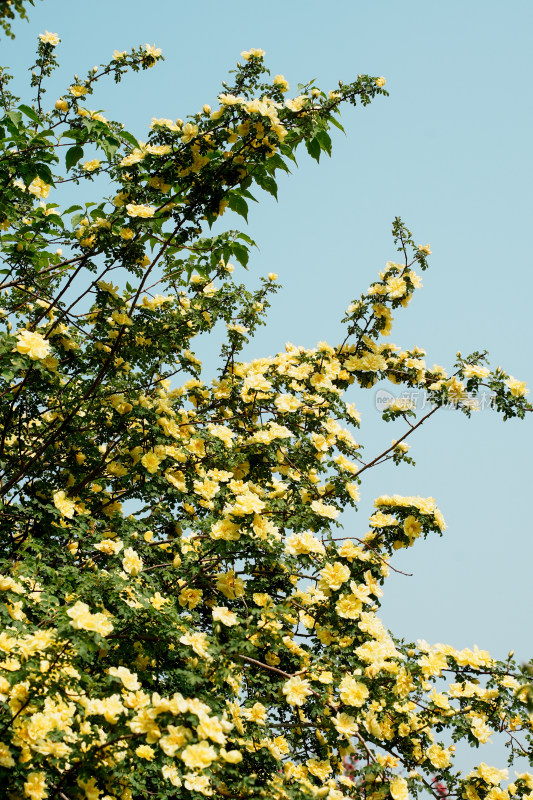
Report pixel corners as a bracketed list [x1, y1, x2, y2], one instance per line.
[99, 135, 120, 160]
[232, 243, 249, 268]
[63, 205, 83, 214]
[305, 137, 321, 162]
[61, 128, 86, 142]
[237, 232, 257, 247]
[255, 173, 278, 199]
[5, 110, 23, 129]
[228, 195, 249, 222]
[71, 212, 85, 228]
[315, 129, 332, 156]
[121, 130, 140, 149]
[328, 116, 345, 134]
[265, 153, 291, 174]
[65, 145, 84, 172]
[17, 104, 40, 125]
[43, 214, 64, 229]
[239, 188, 258, 203]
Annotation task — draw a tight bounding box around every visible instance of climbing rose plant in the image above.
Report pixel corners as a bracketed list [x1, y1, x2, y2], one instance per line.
[0, 18, 532, 800]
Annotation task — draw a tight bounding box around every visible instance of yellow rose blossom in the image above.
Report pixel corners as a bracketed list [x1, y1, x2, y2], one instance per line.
[320, 561, 351, 590]
[181, 740, 217, 769]
[108, 666, 140, 691]
[273, 74, 290, 92]
[282, 676, 313, 706]
[15, 329, 51, 360]
[339, 675, 369, 706]
[310, 499, 340, 520]
[126, 203, 156, 218]
[39, 31, 60, 45]
[136, 744, 156, 760]
[212, 606, 239, 626]
[28, 177, 51, 199]
[390, 777, 408, 800]
[241, 48, 266, 60]
[82, 159, 101, 172]
[52, 490, 76, 519]
[180, 631, 210, 659]
[66, 600, 113, 636]
[221, 749, 242, 764]
[69, 84, 88, 97]
[505, 376, 529, 397]
[122, 547, 143, 576]
[144, 43, 162, 59]
[23, 772, 48, 800]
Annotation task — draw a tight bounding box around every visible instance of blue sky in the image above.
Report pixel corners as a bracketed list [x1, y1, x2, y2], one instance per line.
[3, 0, 532, 674]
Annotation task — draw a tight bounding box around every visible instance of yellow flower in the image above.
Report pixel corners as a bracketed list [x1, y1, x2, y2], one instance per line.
[126, 203, 156, 218]
[320, 561, 350, 590]
[221, 749, 242, 763]
[335, 594, 362, 620]
[212, 606, 239, 626]
[0, 742, 15, 767]
[242, 702, 267, 724]
[136, 744, 156, 760]
[108, 665, 141, 691]
[477, 764, 508, 785]
[39, 31, 60, 46]
[427, 743, 451, 768]
[113, 49, 127, 60]
[339, 675, 369, 706]
[69, 84, 88, 97]
[28, 177, 51, 199]
[390, 776, 408, 800]
[273, 74, 289, 92]
[144, 43, 162, 59]
[386, 276, 407, 299]
[181, 740, 217, 769]
[24, 772, 48, 800]
[307, 759, 332, 780]
[53, 490, 76, 519]
[418, 243, 432, 255]
[505, 376, 529, 397]
[241, 48, 266, 60]
[282, 676, 313, 706]
[141, 451, 161, 473]
[66, 600, 113, 636]
[83, 159, 101, 172]
[375, 77, 386, 87]
[333, 712, 359, 738]
[311, 499, 339, 520]
[180, 631, 210, 659]
[403, 515, 422, 542]
[15, 329, 51, 360]
[122, 547, 143, 576]
[162, 764, 183, 786]
[185, 774, 212, 794]
[94, 538, 123, 555]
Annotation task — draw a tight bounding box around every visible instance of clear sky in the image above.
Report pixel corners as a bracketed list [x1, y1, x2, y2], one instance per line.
[3, 0, 532, 697]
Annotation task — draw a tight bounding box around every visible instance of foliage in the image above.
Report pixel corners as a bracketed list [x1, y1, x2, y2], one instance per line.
[0, 22, 532, 800]
[0, 0, 37, 38]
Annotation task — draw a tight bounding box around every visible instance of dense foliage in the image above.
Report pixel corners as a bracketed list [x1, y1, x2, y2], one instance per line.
[0, 18, 532, 800]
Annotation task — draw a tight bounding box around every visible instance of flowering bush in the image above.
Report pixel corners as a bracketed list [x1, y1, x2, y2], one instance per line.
[0, 10, 532, 800]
